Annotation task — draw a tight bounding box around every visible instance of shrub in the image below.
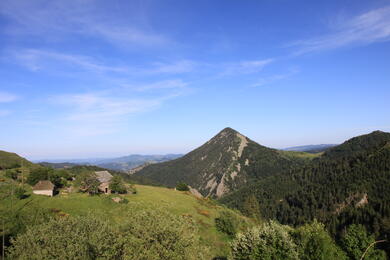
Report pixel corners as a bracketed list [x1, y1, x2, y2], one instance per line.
[215, 210, 238, 237]
[176, 182, 190, 191]
[292, 220, 347, 260]
[8, 216, 123, 260]
[109, 175, 127, 194]
[340, 224, 386, 260]
[5, 169, 18, 180]
[230, 221, 299, 260]
[26, 167, 52, 186]
[8, 209, 209, 260]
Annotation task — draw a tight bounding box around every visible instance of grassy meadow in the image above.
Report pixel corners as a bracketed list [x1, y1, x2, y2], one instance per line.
[1, 183, 252, 257]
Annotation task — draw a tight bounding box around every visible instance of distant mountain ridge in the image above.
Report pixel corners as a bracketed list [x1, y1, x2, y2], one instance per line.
[283, 144, 337, 153]
[136, 127, 311, 198]
[36, 154, 182, 172]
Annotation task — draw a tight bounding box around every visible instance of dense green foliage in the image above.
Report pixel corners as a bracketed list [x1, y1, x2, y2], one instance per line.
[231, 221, 299, 260]
[292, 220, 346, 260]
[340, 224, 386, 260]
[8, 209, 207, 260]
[230, 220, 348, 260]
[215, 210, 239, 237]
[109, 175, 128, 194]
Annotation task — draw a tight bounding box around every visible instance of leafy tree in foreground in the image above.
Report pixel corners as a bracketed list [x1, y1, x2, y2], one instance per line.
[109, 175, 127, 194]
[292, 220, 347, 260]
[215, 210, 239, 237]
[120, 209, 208, 259]
[230, 221, 298, 260]
[76, 172, 100, 195]
[26, 167, 52, 186]
[8, 209, 208, 260]
[340, 224, 386, 260]
[8, 216, 123, 260]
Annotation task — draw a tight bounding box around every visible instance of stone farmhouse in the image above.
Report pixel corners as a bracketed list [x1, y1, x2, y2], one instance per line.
[95, 170, 113, 194]
[32, 180, 55, 196]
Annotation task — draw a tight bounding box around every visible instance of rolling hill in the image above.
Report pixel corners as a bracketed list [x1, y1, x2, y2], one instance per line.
[36, 154, 182, 172]
[136, 127, 313, 198]
[0, 150, 34, 170]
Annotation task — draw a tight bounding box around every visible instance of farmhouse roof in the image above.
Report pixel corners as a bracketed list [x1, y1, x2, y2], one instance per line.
[95, 171, 113, 183]
[33, 180, 54, 191]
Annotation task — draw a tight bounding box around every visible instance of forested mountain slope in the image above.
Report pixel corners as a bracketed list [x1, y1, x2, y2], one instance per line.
[220, 131, 390, 240]
[136, 127, 311, 197]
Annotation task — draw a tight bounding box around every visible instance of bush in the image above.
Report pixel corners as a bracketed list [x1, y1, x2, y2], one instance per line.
[8, 216, 123, 259]
[5, 169, 18, 180]
[215, 211, 238, 237]
[292, 220, 347, 260]
[230, 221, 299, 260]
[109, 175, 127, 194]
[340, 224, 386, 260]
[176, 182, 190, 191]
[120, 208, 208, 259]
[26, 167, 52, 186]
[8, 209, 208, 260]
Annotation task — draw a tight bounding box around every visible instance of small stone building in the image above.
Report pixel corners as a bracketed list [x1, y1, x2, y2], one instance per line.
[33, 180, 55, 196]
[95, 171, 113, 194]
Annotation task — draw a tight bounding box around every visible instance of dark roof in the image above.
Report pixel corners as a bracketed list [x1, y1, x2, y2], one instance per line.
[95, 171, 113, 183]
[33, 180, 55, 190]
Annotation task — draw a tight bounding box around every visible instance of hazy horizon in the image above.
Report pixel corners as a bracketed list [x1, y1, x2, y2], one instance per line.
[1, 0, 389, 159]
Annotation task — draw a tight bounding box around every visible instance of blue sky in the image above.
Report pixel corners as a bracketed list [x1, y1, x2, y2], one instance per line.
[1, 0, 390, 160]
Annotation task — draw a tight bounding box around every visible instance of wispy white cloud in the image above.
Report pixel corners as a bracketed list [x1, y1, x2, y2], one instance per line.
[0, 0, 170, 48]
[49, 84, 189, 136]
[221, 59, 274, 76]
[13, 49, 128, 73]
[12, 49, 196, 76]
[251, 68, 300, 87]
[0, 92, 18, 103]
[291, 6, 390, 54]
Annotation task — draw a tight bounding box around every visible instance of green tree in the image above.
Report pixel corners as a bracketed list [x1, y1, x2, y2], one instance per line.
[26, 167, 52, 186]
[75, 172, 100, 195]
[120, 208, 207, 259]
[8, 210, 208, 260]
[340, 224, 386, 260]
[109, 175, 127, 194]
[8, 216, 123, 259]
[215, 210, 238, 237]
[48, 171, 62, 188]
[230, 221, 299, 260]
[84, 174, 100, 195]
[243, 195, 261, 220]
[292, 220, 346, 260]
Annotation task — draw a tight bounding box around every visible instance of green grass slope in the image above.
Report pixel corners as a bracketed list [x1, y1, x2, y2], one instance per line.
[1, 184, 252, 258]
[0, 150, 34, 170]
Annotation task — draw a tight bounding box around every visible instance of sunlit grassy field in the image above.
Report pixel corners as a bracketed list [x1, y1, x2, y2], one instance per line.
[2, 184, 251, 257]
